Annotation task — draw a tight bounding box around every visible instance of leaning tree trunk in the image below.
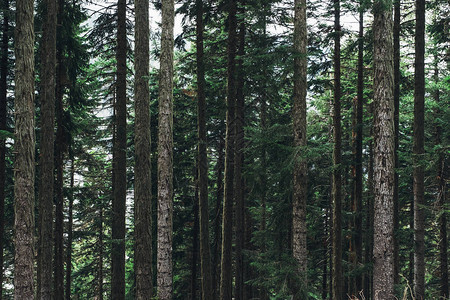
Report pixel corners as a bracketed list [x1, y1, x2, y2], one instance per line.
[292, 0, 308, 294]
[220, 0, 237, 298]
[38, 0, 57, 295]
[413, 0, 425, 297]
[157, 0, 174, 297]
[14, 0, 36, 296]
[134, 0, 152, 296]
[372, 0, 395, 298]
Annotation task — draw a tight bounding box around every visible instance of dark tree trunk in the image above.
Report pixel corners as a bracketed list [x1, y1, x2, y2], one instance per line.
[196, 1, 214, 298]
[220, 0, 237, 298]
[157, 0, 174, 297]
[393, 0, 400, 287]
[38, 0, 57, 294]
[65, 160, 75, 300]
[234, 3, 245, 299]
[191, 183, 199, 300]
[292, 0, 308, 293]
[98, 207, 104, 300]
[134, 0, 152, 295]
[331, 0, 342, 298]
[372, 0, 395, 298]
[112, 0, 127, 297]
[13, 0, 35, 295]
[0, 0, 8, 296]
[413, 0, 425, 297]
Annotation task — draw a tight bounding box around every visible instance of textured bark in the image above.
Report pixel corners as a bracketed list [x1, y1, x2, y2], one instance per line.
[65, 161, 74, 300]
[331, 0, 342, 298]
[111, 0, 127, 297]
[38, 0, 57, 295]
[196, 1, 214, 298]
[234, 3, 245, 299]
[292, 0, 307, 290]
[0, 0, 8, 296]
[14, 0, 35, 295]
[134, 0, 152, 296]
[157, 0, 174, 297]
[372, 0, 395, 298]
[393, 0, 400, 286]
[413, 0, 425, 297]
[220, 0, 237, 298]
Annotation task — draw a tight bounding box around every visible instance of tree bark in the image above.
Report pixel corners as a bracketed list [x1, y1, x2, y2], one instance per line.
[112, 0, 127, 296]
[65, 160, 75, 299]
[372, 0, 395, 298]
[413, 0, 425, 297]
[38, 0, 57, 294]
[157, 0, 174, 297]
[331, 0, 342, 298]
[14, 0, 35, 295]
[134, 0, 152, 296]
[220, 0, 237, 298]
[292, 0, 308, 292]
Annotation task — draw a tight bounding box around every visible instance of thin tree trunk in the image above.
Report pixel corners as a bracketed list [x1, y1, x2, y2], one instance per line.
[234, 2, 246, 299]
[157, 0, 174, 297]
[393, 0, 400, 287]
[372, 0, 395, 297]
[292, 0, 308, 293]
[220, 0, 237, 298]
[112, 0, 127, 296]
[364, 114, 374, 300]
[39, 0, 57, 294]
[98, 207, 104, 300]
[13, 0, 35, 295]
[134, 0, 152, 295]
[0, 0, 9, 296]
[191, 183, 199, 300]
[196, 1, 214, 298]
[413, 0, 425, 297]
[331, 0, 342, 298]
[65, 160, 75, 300]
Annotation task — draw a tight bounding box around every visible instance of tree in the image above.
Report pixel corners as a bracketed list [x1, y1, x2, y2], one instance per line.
[134, 0, 152, 296]
[413, 0, 425, 297]
[38, 0, 57, 295]
[13, 0, 35, 296]
[292, 0, 307, 292]
[196, 0, 213, 299]
[157, 0, 174, 298]
[372, 0, 395, 298]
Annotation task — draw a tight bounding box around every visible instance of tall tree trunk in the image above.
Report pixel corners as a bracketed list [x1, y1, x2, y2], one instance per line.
[234, 2, 245, 299]
[220, 0, 237, 298]
[413, 0, 425, 297]
[292, 0, 308, 293]
[13, 0, 35, 295]
[0, 0, 9, 296]
[331, 0, 342, 298]
[393, 0, 400, 287]
[157, 0, 174, 297]
[98, 207, 104, 300]
[196, 1, 213, 298]
[65, 160, 74, 299]
[191, 183, 199, 300]
[112, 0, 127, 296]
[134, 0, 152, 296]
[39, 0, 57, 294]
[372, 0, 395, 298]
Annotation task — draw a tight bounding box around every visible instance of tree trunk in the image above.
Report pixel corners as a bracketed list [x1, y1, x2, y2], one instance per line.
[0, 0, 9, 296]
[13, 0, 35, 295]
[191, 183, 199, 300]
[372, 0, 395, 297]
[413, 0, 425, 297]
[331, 0, 342, 298]
[112, 0, 127, 296]
[65, 160, 75, 299]
[98, 207, 104, 300]
[292, 0, 308, 293]
[38, 0, 57, 294]
[393, 0, 400, 287]
[134, 0, 152, 296]
[157, 0, 174, 297]
[220, 0, 237, 298]
[196, 2, 213, 299]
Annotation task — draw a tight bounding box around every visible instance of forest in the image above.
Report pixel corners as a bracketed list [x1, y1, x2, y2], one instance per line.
[0, 0, 448, 298]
